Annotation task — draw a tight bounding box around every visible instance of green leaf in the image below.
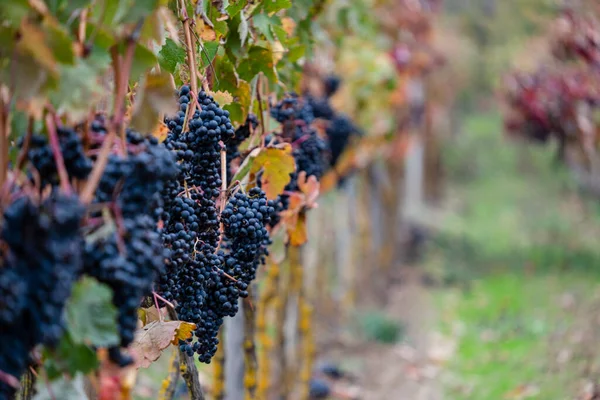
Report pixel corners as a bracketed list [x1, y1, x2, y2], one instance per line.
[225, 14, 243, 59]
[50, 48, 111, 121]
[226, 0, 247, 17]
[286, 44, 306, 63]
[262, 0, 292, 14]
[199, 41, 220, 69]
[158, 38, 186, 74]
[2, 53, 50, 101]
[66, 277, 119, 347]
[43, 19, 75, 65]
[253, 13, 274, 43]
[229, 147, 261, 186]
[0, 0, 30, 28]
[237, 46, 277, 83]
[131, 44, 157, 80]
[43, 333, 99, 379]
[34, 374, 88, 400]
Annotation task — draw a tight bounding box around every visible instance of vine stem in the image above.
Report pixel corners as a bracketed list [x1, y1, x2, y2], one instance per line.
[0, 92, 8, 190]
[179, 0, 200, 119]
[158, 350, 180, 400]
[81, 20, 143, 204]
[256, 74, 267, 147]
[45, 113, 72, 195]
[212, 329, 226, 400]
[256, 263, 279, 399]
[166, 307, 206, 400]
[15, 117, 33, 170]
[243, 290, 258, 400]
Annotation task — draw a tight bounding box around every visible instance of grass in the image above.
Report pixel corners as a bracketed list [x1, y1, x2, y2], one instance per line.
[431, 111, 600, 399]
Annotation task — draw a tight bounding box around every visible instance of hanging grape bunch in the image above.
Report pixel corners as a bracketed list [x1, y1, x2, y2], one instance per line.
[157, 86, 276, 363]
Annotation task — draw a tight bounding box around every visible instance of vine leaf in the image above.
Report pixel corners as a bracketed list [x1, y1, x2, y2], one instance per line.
[238, 9, 249, 46]
[250, 145, 296, 199]
[209, 90, 234, 106]
[287, 211, 307, 246]
[158, 38, 186, 74]
[66, 277, 120, 348]
[131, 71, 177, 134]
[199, 41, 220, 68]
[43, 333, 99, 380]
[227, 0, 248, 17]
[130, 320, 196, 368]
[237, 45, 278, 83]
[33, 373, 88, 400]
[224, 79, 251, 124]
[18, 19, 57, 74]
[280, 171, 320, 245]
[262, 0, 292, 14]
[253, 13, 275, 43]
[229, 147, 261, 185]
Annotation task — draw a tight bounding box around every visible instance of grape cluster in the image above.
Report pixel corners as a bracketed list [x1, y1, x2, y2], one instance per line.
[271, 94, 315, 132]
[158, 86, 279, 362]
[84, 124, 178, 365]
[0, 194, 84, 398]
[22, 126, 92, 186]
[178, 189, 274, 362]
[326, 114, 362, 167]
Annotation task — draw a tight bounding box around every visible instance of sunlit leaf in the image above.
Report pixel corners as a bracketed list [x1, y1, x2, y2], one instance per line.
[250, 145, 296, 199]
[208, 90, 233, 106]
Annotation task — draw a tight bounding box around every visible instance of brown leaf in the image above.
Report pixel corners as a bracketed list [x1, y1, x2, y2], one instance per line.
[18, 20, 57, 73]
[130, 320, 196, 368]
[296, 171, 319, 209]
[131, 71, 177, 134]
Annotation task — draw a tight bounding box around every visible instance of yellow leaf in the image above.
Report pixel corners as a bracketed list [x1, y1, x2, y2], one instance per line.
[172, 321, 196, 344]
[153, 121, 169, 142]
[250, 145, 296, 200]
[287, 212, 307, 246]
[272, 40, 285, 64]
[197, 19, 216, 41]
[208, 90, 234, 107]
